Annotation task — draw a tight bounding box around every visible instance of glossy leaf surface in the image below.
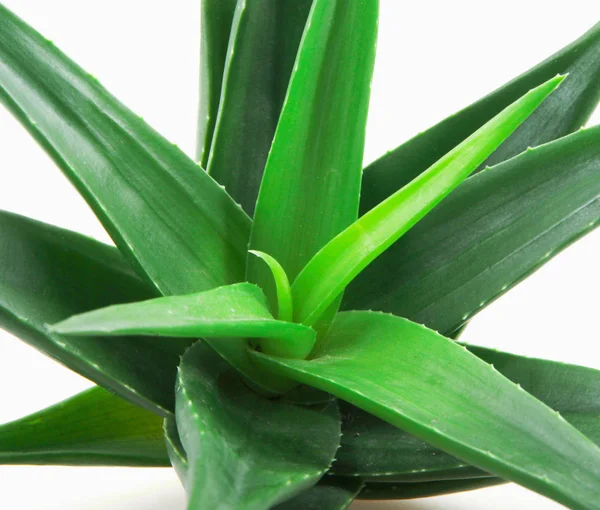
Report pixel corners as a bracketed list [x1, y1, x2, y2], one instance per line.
[345, 125, 600, 335]
[360, 21, 600, 213]
[335, 345, 600, 481]
[248, 0, 378, 318]
[196, 0, 237, 166]
[0, 5, 250, 296]
[176, 341, 341, 510]
[275, 477, 362, 510]
[0, 211, 191, 416]
[206, 0, 312, 214]
[52, 283, 315, 361]
[0, 387, 168, 466]
[253, 312, 600, 509]
[293, 77, 563, 326]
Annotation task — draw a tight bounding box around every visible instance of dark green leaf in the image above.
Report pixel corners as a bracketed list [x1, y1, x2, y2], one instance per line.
[163, 415, 188, 489]
[196, 0, 237, 166]
[253, 312, 600, 509]
[360, 21, 600, 214]
[0, 387, 168, 466]
[293, 77, 563, 327]
[248, 0, 378, 329]
[52, 283, 315, 361]
[345, 126, 600, 335]
[176, 341, 341, 509]
[0, 211, 191, 416]
[206, 0, 313, 214]
[0, 4, 250, 296]
[275, 477, 363, 510]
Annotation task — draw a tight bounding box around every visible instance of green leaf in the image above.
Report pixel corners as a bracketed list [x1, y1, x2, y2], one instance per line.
[0, 387, 168, 466]
[248, 0, 378, 322]
[360, 21, 600, 214]
[163, 415, 189, 489]
[248, 251, 293, 322]
[51, 282, 315, 362]
[275, 477, 363, 510]
[336, 345, 600, 482]
[252, 311, 600, 509]
[206, 0, 313, 214]
[0, 4, 250, 296]
[0, 211, 191, 416]
[344, 125, 600, 335]
[292, 77, 564, 327]
[196, 0, 237, 166]
[176, 341, 341, 510]
[359, 478, 506, 501]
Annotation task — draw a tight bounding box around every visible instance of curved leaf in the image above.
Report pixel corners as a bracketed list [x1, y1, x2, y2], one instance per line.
[206, 0, 313, 214]
[0, 387, 168, 466]
[293, 77, 563, 327]
[360, 21, 600, 213]
[344, 125, 600, 335]
[176, 341, 341, 510]
[275, 477, 363, 510]
[0, 211, 191, 416]
[0, 4, 250, 296]
[253, 312, 600, 509]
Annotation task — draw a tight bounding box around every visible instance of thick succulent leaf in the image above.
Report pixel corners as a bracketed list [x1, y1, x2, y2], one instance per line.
[248, 0, 378, 321]
[206, 0, 312, 214]
[52, 283, 315, 361]
[358, 478, 506, 501]
[275, 477, 363, 510]
[345, 125, 600, 335]
[293, 78, 563, 327]
[176, 341, 341, 510]
[0, 4, 250, 296]
[253, 312, 600, 509]
[360, 21, 600, 214]
[196, 0, 237, 166]
[0, 387, 168, 466]
[0, 211, 192, 416]
[163, 416, 189, 488]
[336, 345, 600, 481]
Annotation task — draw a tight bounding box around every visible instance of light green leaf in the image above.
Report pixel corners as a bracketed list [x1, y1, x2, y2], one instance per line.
[0, 4, 250, 296]
[336, 345, 600, 482]
[0, 211, 191, 416]
[0, 387, 168, 466]
[360, 21, 600, 214]
[292, 77, 564, 327]
[253, 311, 600, 509]
[51, 282, 315, 362]
[196, 0, 237, 166]
[206, 0, 313, 214]
[248, 251, 293, 322]
[344, 125, 600, 335]
[176, 341, 341, 510]
[248, 0, 378, 326]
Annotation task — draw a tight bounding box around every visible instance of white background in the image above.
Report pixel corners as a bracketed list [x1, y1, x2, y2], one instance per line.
[0, 1, 599, 508]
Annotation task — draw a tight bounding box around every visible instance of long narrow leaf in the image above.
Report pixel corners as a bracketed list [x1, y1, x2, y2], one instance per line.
[0, 5, 250, 296]
[292, 77, 563, 327]
[253, 311, 600, 509]
[344, 125, 600, 335]
[335, 345, 600, 481]
[196, 0, 237, 166]
[360, 21, 600, 214]
[206, 0, 313, 214]
[275, 477, 363, 510]
[177, 341, 341, 509]
[0, 211, 191, 416]
[0, 387, 168, 466]
[248, 0, 378, 326]
[52, 283, 315, 361]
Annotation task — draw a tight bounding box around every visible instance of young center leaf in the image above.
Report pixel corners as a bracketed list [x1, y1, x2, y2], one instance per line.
[248, 0, 378, 324]
[0, 211, 191, 416]
[252, 311, 600, 509]
[292, 77, 564, 327]
[360, 21, 600, 213]
[0, 387, 168, 466]
[176, 341, 341, 510]
[344, 125, 600, 335]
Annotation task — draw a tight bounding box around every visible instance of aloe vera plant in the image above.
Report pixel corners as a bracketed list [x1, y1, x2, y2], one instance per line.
[1, 2, 600, 509]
